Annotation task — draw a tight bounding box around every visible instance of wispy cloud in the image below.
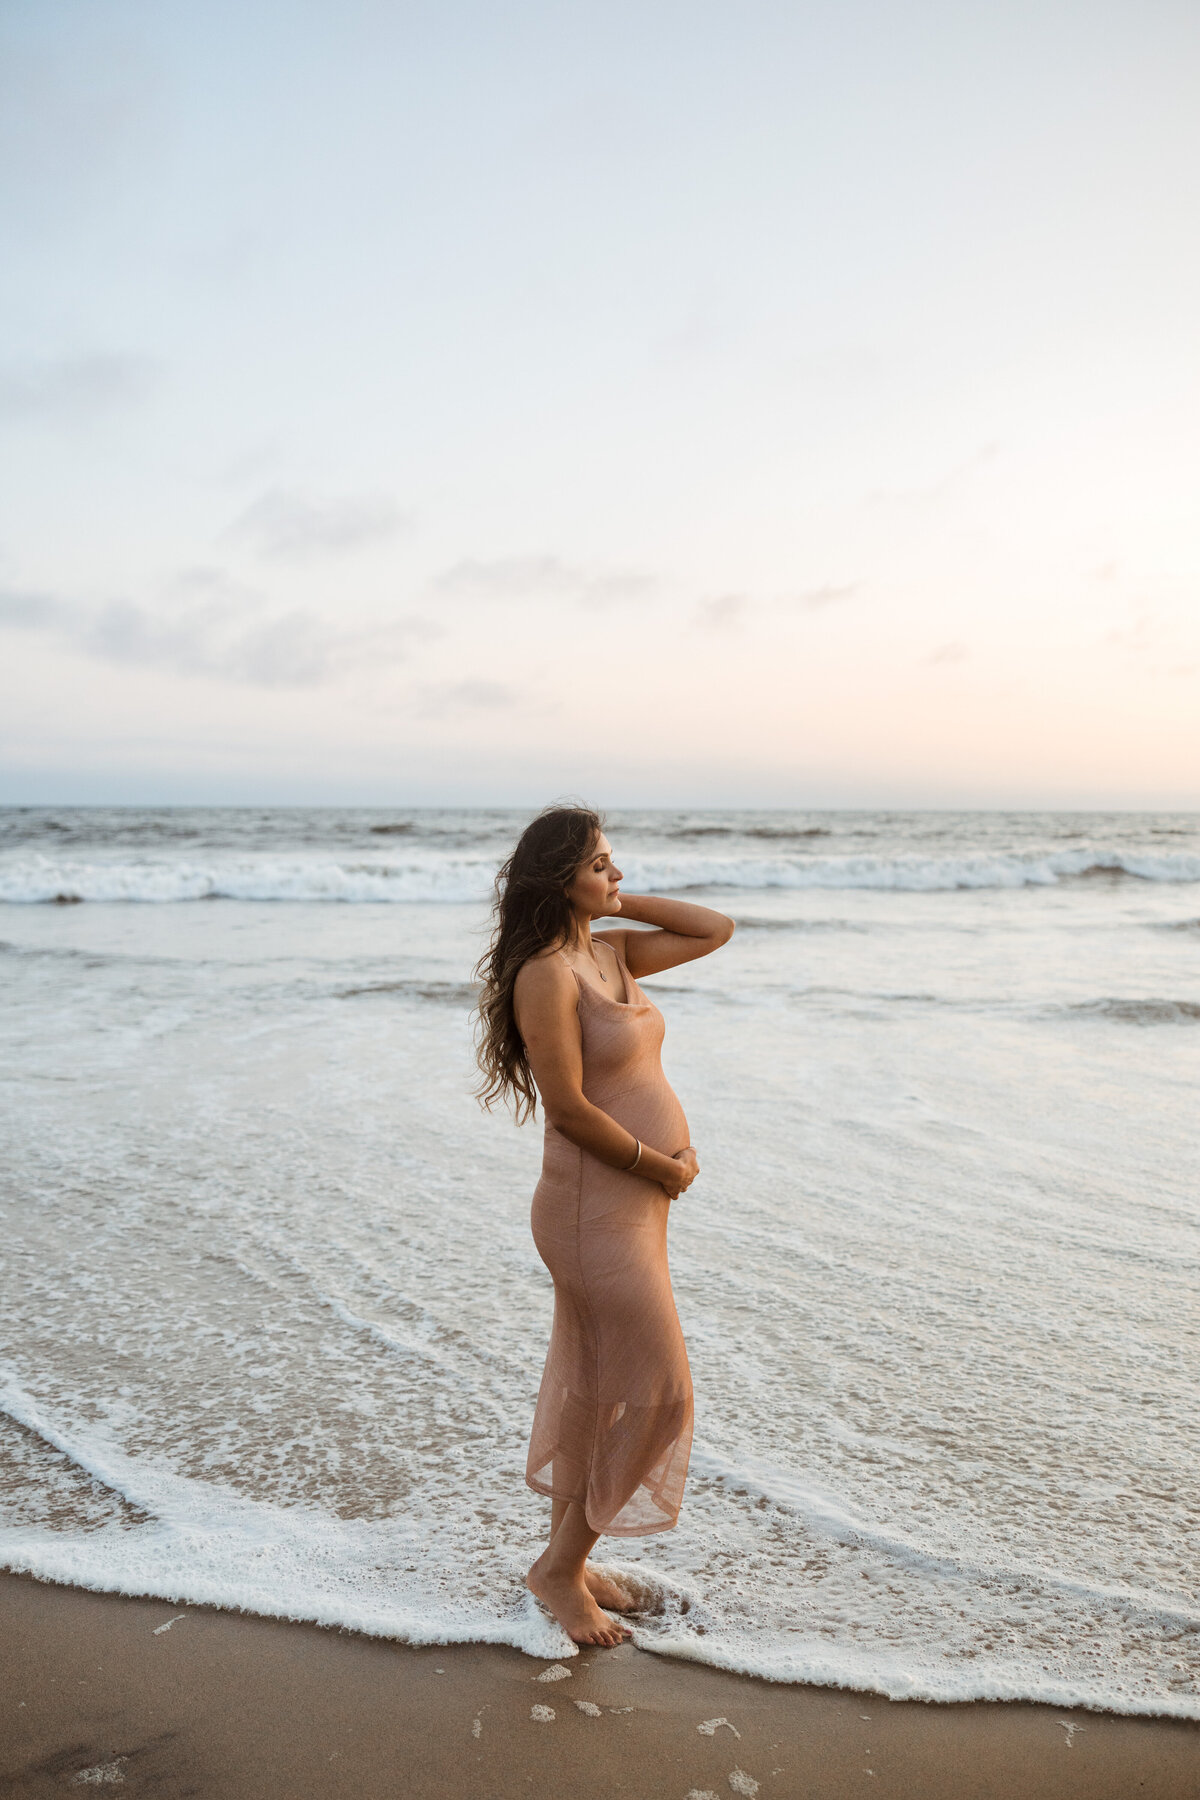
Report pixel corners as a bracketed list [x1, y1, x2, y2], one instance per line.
[0, 353, 162, 424]
[864, 443, 1000, 510]
[693, 594, 749, 630]
[412, 678, 525, 717]
[1099, 595, 1199, 676]
[781, 582, 861, 610]
[0, 586, 72, 627]
[691, 583, 862, 628]
[1103, 603, 1160, 658]
[0, 575, 440, 687]
[226, 487, 410, 559]
[433, 554, 654, 607]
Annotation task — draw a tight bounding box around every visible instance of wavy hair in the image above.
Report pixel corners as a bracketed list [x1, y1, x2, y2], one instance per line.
[472, 801, 604, 1124]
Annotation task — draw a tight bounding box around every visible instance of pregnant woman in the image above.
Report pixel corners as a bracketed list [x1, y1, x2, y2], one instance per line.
[474, 804, 735, 1647]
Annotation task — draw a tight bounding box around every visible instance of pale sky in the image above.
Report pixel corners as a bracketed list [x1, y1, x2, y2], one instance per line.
[1, 0, 1198, 808]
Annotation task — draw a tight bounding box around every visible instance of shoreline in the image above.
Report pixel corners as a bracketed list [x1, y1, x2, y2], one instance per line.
[2, 1570, 1197, 1798]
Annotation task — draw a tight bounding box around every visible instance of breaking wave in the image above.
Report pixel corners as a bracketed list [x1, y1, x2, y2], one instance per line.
[3, 846, 1200, 904]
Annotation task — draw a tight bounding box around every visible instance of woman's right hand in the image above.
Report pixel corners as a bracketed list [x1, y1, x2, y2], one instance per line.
[661, 1145, 699, 1199]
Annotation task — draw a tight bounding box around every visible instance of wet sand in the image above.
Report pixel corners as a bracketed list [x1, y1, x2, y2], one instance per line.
[0, 1570, 1196, 1798]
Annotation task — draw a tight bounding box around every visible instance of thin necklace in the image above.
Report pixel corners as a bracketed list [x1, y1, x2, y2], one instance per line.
[578, 939, 607, 981]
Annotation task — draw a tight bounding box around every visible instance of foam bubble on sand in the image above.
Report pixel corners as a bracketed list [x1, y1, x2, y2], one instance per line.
[728, 1772, 759, 1797]
[534, 1664, 571, 1681]
[574, 1700, 602, 1716]
[70, 1762, 127, 1786]
[471, 1718, 481, 1738]
[530, 1705, 555, 1722]
[698, 1718, 741, 1738]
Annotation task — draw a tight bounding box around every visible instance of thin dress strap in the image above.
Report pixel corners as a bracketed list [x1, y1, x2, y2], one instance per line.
[556, 948, 581, 986]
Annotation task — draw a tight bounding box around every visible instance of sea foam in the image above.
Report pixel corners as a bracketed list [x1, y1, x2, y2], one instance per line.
[2, 845, 1200, 904]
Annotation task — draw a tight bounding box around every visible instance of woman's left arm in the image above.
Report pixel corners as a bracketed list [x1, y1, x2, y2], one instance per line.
[604, 893, 735, 978]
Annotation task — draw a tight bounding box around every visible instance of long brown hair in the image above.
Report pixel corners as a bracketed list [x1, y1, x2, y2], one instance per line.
[472, 801, 603, 1124]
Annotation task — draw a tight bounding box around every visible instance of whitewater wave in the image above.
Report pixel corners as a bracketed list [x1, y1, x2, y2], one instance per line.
[3, 845, 1200, 903]
[4, 1384, 1197, 1717]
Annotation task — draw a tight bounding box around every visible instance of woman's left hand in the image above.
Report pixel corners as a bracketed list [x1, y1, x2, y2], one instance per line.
[670, 1145, 699, 1195]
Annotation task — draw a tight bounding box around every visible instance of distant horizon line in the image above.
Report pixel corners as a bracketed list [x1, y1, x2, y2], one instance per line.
[2, 800, 1199, 816]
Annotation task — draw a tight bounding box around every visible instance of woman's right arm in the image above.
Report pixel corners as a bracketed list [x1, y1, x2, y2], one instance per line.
[513, 957, 694, 1199]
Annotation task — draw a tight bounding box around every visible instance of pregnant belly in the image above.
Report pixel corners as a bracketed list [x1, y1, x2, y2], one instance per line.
[588, 1074, 688, 1156]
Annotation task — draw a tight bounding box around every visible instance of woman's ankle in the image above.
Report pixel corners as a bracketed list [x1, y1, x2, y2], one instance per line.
[533, 1550, 587, 1586]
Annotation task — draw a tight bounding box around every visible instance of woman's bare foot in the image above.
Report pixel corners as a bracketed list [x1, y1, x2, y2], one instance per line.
[527, 1553, 631, 1647]
[584, 1564, 637, 1613]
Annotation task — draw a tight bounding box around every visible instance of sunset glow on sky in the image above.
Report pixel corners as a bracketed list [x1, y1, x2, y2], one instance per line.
[2, 0, 1197, 806]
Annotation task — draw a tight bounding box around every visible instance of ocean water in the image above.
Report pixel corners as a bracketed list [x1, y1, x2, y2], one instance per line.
[1, 806, 1198, 1718]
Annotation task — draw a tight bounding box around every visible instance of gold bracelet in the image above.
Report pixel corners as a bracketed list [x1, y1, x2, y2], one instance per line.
[625, 1137, 642, 1171]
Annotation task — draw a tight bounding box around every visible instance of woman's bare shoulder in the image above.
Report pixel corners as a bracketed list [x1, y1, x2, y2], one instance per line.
[513, 946, 572, 995]
[513, 948, 578, 1037]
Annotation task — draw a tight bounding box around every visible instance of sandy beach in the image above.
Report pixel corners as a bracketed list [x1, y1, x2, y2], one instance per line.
[1, 1571, 1197, 1798]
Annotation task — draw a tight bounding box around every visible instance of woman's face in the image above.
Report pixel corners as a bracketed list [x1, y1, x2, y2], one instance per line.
[565, 832, 623, 922]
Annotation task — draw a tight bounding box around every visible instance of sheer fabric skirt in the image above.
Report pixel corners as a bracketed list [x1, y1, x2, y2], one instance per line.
[525, 1120, 694, 1536]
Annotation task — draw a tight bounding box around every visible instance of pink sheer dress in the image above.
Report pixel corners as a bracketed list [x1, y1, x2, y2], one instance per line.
[525, 939, 693, 1535]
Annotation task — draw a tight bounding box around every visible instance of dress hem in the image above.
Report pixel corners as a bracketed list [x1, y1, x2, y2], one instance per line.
[524, 1473, 681, 1537]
